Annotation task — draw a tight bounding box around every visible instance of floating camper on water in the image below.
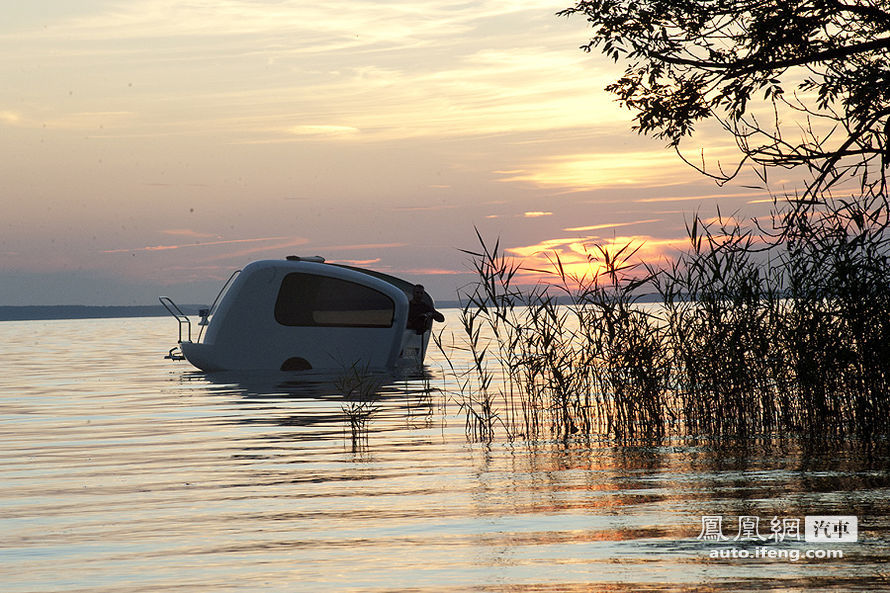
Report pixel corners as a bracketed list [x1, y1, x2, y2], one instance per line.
[160, 256, 440, 372]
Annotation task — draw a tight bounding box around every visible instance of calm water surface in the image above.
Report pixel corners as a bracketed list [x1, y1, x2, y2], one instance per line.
[1, 315, 888, 592]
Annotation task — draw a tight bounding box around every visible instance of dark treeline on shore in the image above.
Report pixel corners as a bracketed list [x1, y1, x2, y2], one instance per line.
[0, 305, 207, 322]
[0, 300, 471, 322]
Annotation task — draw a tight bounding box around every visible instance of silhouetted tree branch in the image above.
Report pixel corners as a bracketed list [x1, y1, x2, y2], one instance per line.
[560, 0, 890, 196]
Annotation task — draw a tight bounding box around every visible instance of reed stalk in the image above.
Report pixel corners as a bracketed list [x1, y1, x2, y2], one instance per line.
[440, 192, 890, 444]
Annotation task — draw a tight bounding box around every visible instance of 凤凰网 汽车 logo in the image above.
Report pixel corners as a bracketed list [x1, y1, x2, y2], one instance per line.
[695, 514, 856, 561]
[697, 514, 857, 543]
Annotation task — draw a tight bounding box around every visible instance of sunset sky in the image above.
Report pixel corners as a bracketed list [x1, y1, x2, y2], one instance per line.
[1, 0, 778, 306]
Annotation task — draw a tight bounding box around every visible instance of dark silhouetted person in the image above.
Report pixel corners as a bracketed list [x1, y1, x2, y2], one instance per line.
[407, 284, 444, 334]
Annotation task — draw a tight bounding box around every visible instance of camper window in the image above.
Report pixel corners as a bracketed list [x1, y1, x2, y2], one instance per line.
[274, 273, 395, 328]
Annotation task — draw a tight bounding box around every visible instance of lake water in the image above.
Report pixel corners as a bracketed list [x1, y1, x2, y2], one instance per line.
[1, 314, 888, 592]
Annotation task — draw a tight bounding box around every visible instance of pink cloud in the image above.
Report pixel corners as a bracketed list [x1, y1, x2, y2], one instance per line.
[103, 236, 291, 254]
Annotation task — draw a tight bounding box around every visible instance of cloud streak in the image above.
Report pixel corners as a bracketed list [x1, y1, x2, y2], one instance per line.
[102, 236, 292, 254]
[635, 190, 771, 203]
[0, 1, 625, 142]
[564, 218, 662, 232]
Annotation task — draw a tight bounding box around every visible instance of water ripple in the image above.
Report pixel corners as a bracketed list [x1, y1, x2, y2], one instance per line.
[0, 317, 888, 592]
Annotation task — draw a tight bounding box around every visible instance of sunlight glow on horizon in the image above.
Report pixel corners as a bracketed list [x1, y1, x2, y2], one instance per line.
[504, 234, 691, 287]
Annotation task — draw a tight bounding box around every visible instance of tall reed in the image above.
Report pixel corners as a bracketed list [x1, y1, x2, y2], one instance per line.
[440, 230, 670, 441]
[441, 193, 890, 444]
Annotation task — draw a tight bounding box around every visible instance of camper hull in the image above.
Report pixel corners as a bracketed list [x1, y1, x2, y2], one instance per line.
[165, 258, 434, 372]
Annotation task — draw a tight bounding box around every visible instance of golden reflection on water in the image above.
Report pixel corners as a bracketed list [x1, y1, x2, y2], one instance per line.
[0, 316, 888, 592]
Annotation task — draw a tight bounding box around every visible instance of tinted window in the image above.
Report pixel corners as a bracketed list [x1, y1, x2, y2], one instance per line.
[274, 272, 395, 328]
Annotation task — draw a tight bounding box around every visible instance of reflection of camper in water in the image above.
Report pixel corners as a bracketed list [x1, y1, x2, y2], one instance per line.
[407, 284, 445, 334]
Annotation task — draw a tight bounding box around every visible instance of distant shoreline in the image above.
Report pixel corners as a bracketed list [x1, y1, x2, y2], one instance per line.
[0, 296, 667, 321]
[0, 302, 465, 321]
[0, 305, 207, 322]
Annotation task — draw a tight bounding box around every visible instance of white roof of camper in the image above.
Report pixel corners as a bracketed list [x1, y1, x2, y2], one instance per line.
[243, 256, 417, 295]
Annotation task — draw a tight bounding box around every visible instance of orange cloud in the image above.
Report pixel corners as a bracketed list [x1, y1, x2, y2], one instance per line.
[328, 258, 382, 266]
[564, 218, 662, 232]
[505, 234, 690, 286]
[400, 267, 465, 276]
[635, 190, 770, 203]
[499, 151, 691, 192]
[0, 111, 22, 125]
[507, 236, 594, 259]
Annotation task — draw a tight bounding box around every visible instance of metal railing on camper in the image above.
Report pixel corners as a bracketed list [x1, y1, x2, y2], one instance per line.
[159, 296, 191, 343]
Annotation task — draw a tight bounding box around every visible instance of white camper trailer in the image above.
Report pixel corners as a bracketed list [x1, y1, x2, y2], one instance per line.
[160, 257, 437, 372]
